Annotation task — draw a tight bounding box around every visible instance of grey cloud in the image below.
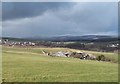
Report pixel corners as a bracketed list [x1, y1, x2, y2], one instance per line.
[2, 2, 74, 21]
[54, 2, 117, 30]
[2, 2, 118, 37]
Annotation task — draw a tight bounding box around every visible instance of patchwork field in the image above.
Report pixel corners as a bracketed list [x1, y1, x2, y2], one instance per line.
[2, 46, 118, 82]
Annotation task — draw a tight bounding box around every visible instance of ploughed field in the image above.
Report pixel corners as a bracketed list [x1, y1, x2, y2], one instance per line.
[2, 46, 118, 82]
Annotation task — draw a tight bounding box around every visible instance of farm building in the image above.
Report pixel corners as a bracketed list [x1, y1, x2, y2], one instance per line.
[48, 50, 96, 60]
[49, 51, 71, 57]
[69, 52, 96, 60]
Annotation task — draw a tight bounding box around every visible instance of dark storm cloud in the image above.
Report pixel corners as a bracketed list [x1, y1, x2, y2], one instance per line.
[2, 2, 118, 37]
[2, 2, 74, 21]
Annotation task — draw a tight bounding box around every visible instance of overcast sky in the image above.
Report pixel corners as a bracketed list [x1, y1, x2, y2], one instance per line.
[2, 2, 118, 38]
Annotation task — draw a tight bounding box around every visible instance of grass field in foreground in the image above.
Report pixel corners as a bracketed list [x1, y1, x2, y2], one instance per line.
[2, 47, 118, 82]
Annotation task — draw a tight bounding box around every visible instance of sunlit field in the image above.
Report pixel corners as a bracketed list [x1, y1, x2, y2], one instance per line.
[2, 46, 118, 82]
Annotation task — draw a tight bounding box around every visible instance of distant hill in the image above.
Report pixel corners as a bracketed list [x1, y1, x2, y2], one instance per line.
[25, 35, 119, 42]
[2, 37, 33, 42]
[2, 35, 119, 42]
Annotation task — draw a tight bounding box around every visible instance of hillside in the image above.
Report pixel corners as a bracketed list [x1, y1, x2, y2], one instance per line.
[2, 47, 118, 82]
[2, 35, 118, 42]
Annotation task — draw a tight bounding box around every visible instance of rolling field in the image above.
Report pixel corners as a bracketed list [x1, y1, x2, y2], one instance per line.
[2, 46, 118, 82]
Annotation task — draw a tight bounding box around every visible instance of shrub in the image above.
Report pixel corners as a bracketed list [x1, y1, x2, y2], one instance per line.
[96, 55, 111, 62]
[97, 55, 105, 61]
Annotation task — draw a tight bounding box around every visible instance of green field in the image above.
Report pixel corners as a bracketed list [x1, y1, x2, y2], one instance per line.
[2, 46, 118, 82]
